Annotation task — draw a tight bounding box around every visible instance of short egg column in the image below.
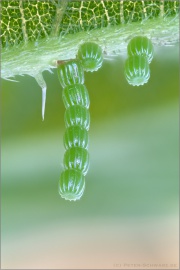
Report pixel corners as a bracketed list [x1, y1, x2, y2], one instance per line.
[124, 36, 154, 86]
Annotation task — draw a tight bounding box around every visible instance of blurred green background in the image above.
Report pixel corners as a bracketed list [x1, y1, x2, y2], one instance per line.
[1, 44, 179, 269]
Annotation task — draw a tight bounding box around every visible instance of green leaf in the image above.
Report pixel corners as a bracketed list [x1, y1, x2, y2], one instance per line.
[1, 1, 179, 118]
[1, 0, 179, 79]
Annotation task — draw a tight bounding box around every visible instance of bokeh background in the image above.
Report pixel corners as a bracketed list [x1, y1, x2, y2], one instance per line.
[1, 44, 179, 269]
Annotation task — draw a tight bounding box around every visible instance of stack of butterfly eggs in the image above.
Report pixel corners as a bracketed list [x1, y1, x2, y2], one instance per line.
[57, 42, 103, 201]
[124, 36, 154, 86]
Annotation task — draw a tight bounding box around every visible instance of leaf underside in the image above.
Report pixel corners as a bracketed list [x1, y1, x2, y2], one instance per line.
[1, 0, 179, 48]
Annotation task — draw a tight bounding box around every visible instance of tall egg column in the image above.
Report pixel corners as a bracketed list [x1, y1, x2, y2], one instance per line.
[57, 60, 90, 201]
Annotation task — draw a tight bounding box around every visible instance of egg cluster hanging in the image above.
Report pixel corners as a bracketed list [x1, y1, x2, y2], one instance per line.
[57, 37, 154, 201]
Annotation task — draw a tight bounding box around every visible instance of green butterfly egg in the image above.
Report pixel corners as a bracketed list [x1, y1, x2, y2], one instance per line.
[64, 105, 90, 130]
[124, 55, 150, 86]
[127, 36, 154, 63]
[59, 169, 85, 201]
[64, 126, 89, 150]
[62, 84, 90, 109]
[57, 59, 84, 88]
[63, 147, 89, 176]
[77, 42, 103, 72]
